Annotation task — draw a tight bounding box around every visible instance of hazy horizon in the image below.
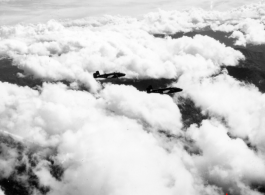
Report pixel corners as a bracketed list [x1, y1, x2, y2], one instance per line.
[0, 0, 263, 25]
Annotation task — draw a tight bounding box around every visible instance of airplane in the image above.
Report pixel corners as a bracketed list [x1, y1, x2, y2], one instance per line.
[93, 71, 126, 79]
[146, 85, 183, 94]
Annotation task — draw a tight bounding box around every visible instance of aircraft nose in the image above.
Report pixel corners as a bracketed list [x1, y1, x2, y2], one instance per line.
[175, 88, 183, 92]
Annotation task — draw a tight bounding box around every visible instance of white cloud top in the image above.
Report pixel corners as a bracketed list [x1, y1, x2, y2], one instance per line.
[0, 0, 263, 25]
[0, 2, 265, 195]
[0, 19, 244, 90]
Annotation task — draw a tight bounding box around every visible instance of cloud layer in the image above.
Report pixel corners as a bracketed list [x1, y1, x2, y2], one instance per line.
[0, 0, 263, 25]
[1, 2, 265, 195]
[0, 19, 244, 90]
[0, 81, 211, 195]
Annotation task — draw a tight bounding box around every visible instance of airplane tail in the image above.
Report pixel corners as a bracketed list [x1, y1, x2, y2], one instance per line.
[93, 71, 100, 78]
[146, 85, 153, 93]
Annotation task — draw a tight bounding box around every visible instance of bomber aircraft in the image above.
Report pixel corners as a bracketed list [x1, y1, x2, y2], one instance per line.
[93, 71, 126, 79]
[146, 85, 182, 94]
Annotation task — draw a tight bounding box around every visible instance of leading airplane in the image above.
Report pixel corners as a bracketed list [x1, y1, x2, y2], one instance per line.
[146, 85, 183, 94]
[93, 71, 126, 79]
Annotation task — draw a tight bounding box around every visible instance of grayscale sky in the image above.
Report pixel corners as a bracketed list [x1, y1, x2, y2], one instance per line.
[0, 0, 262, 25]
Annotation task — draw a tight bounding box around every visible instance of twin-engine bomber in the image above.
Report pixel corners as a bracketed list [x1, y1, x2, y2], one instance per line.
[93, 71, 126, 79]
[146, 85, 183, 94]
[93, 71, 183, 94]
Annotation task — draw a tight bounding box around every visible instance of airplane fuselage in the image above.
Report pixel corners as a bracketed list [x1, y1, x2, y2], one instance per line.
[148, 87, 182, 94]
[94, 72, 126, 79]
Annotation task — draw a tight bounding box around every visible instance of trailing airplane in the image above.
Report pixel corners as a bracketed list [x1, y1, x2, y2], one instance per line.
[146, 85, 183, 94]
[93, 71, 126, 79]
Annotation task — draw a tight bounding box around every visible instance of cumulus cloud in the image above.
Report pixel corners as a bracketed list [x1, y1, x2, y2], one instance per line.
[230, 30, 246, 45]
[142, 1, 265, 45]
[1, 71, 265, 195]
[53, 120, 197, 195]
[0, 81, 217, 195]
[1, 2, 265, 195]
[0, 0, 263, 25]
[0, 19, 243, 91]
[0, 145, 18, 179]
[100, 84, 182, 134]
[177, 73, 265, 153]
[187, 120, 265, 195]
[230, 18, 265, 46]
[142, 1, 265, 34]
